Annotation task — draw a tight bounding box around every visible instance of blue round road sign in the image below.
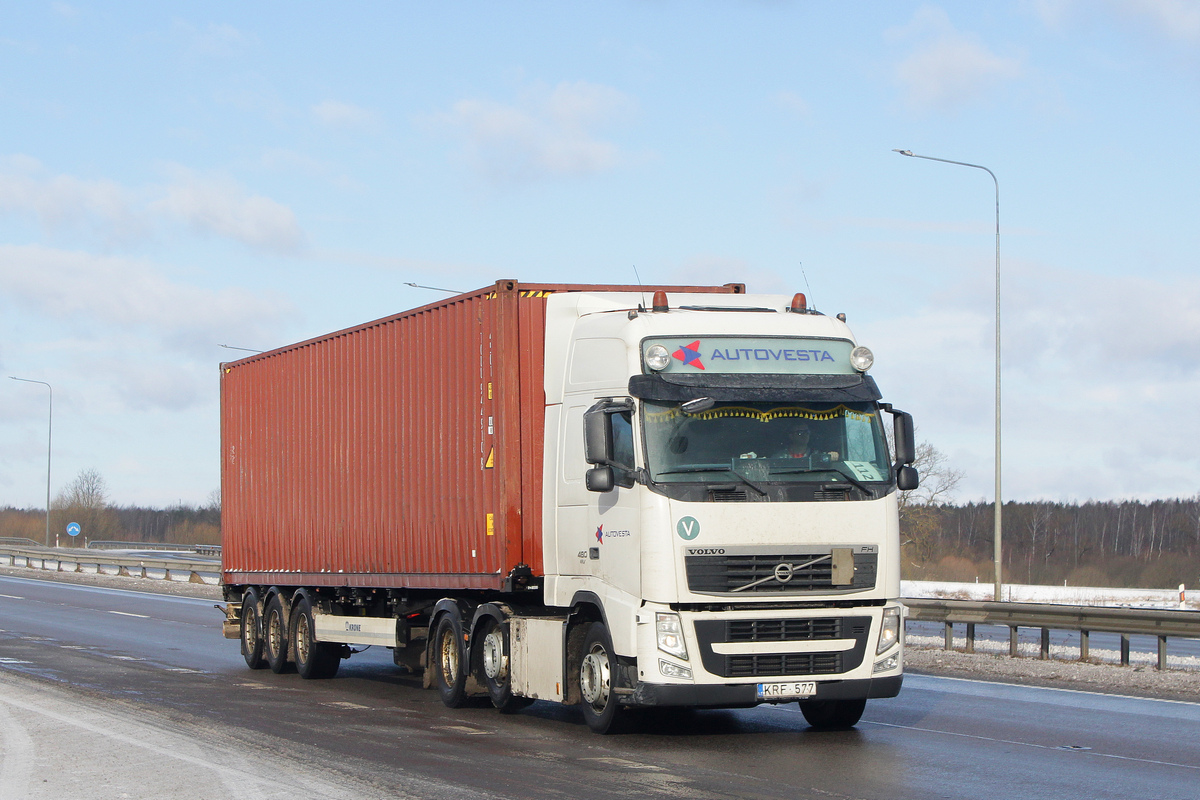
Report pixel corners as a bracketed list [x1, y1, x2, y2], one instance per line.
[66, 522, 81, 537]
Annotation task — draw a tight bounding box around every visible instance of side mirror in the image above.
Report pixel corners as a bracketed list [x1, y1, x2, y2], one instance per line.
[586, 466, 615, 493]
[897, 465, 920, 491]
[892, 411, 916, 466]
[583, 404, 613, 465]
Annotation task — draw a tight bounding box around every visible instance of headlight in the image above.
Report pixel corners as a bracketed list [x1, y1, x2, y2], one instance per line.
[877, 606, 900, 654]
[656, 612, 688, 660]
[850, 346, 874, 372]
[646, 344, 671, 372]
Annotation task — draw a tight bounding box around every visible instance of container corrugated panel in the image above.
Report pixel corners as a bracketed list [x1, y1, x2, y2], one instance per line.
[221, 279, 744, 591]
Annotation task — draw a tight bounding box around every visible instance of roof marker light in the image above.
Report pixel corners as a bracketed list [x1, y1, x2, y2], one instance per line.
[652, 291, 669, 312]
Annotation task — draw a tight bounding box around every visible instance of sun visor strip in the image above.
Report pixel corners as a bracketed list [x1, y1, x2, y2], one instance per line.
[627, 373, 882, 403]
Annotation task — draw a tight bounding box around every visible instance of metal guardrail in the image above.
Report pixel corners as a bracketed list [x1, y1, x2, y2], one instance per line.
[87, 540, 221, 556]
[0, 537, 41, 547]
[905, 597, 1200, 670]
[0, 544, 220, 585]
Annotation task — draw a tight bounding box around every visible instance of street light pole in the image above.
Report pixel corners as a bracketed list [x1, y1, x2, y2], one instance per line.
[893, 149, 1003, 602]
[9, 377, 53, 548]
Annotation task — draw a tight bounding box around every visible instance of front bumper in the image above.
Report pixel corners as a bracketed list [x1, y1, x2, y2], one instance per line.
[625, 674, 903, 708]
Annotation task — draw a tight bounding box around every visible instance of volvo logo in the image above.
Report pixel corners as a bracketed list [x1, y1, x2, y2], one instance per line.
[730, 553, 832, 593]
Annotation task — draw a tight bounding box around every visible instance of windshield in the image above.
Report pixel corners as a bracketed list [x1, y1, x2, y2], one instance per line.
[642, 400, 891, 490]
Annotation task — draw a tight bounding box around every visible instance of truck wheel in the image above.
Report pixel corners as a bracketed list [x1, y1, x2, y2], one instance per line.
[263, 594, 294, 674]
[476, 618, 533, 714]
[578, 621, 624, 734]
[291, 595, 340, 679]
[433, 612, 468, 708]
[798, 698, 866, 730]
[240, 590, 267, 670]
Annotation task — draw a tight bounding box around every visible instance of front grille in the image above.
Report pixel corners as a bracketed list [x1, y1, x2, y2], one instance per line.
[728, 653, 843, 677]
[694, 616, 871, 679]
[728, 618, 842, 642]
[685, 549, 876, 595]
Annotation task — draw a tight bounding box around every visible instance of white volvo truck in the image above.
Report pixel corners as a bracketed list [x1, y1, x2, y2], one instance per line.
[221, 281, 919, 734]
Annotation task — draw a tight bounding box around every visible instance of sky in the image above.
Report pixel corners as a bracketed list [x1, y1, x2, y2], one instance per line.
[2, 1, 1199, 511]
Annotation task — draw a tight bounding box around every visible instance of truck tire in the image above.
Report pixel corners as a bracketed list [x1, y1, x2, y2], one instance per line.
[578, 621, 625, 734]
[798, 698, 866, 730]
[433, 612, 468, 708]
[475, 618, 533, 714]
[291, 595, 341, 679]
[240, 590, 267, 670]
[264, 594, 294, 674]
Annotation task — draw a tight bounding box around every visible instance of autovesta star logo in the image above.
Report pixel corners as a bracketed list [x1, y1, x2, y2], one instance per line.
[672, 340, 705, 370]
[596, 525, 604, 544]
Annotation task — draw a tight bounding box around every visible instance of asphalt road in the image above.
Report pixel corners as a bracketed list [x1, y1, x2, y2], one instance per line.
[1, 574, 1198, 800]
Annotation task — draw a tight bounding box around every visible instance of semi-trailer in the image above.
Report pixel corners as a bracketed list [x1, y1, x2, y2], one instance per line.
[219, 279, 919, 733]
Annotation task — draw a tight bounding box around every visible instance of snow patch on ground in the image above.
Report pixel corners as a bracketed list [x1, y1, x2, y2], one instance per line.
[903, 580, 1197, 610]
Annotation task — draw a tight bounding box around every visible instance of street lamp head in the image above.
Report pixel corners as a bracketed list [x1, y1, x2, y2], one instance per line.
[893, 149, 914, 156]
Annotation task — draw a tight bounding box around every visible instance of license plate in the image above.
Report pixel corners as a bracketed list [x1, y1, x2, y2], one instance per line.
[757, 681, 817, 700]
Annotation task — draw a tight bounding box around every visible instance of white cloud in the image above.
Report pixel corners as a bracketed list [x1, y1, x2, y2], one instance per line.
[150, 167, 305, 253]
[0, 155, 146, 243]
[858, 259, 1200, 501]
[173, 20, 254, 57]
[0, 157, 306, 254]
[311, 100, 381, 132]
[1038, 0, 1200, 43]
[774, 90, 811, 119]
[1113, 0, 1200, 41]
[51, 3, 80, 20]
[259, 149, 362, 191]
[889, 6, 1023, 112]
[434, 81, 635, 185]
[1005, 263, 1200, 378]
[0, 244, 293, 359]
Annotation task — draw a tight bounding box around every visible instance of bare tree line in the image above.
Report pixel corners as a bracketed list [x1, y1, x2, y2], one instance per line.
[898, 446, 1200, 587]
[0, 468, 219, 546]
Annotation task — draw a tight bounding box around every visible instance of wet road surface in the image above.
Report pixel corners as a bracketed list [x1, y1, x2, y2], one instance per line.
[1, 574, 1198, 800]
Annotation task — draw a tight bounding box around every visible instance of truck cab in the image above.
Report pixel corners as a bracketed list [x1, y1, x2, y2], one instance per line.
[542, 289, 916, 731]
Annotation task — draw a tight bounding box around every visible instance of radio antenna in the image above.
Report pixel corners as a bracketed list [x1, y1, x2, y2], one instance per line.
[404, 282, 462, 294]
[632, 264, 647, 312]
[798, 261, 813, 306]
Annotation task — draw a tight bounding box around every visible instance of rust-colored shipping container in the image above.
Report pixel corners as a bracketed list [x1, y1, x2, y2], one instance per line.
[221, 279, 741, 592]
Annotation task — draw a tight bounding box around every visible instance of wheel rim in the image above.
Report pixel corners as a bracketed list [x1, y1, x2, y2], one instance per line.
[580, 643, 611, 712]
[241, 606, 259, 652]
[482, 628, 506, 681]
[439, 626, 459, 685]
[295, 613, 311, 664]
[267, 609, 284, 657]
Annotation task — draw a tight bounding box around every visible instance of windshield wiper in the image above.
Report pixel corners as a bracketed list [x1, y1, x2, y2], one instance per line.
[655, 466, 769, 497]
[655, 465, 729, 474]
[808, 468, 876, 497]
[769, 465, 878, 495]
